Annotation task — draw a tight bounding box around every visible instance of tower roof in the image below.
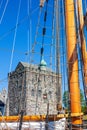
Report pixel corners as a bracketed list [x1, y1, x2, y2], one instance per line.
[40, 59, 47, 66]
[39, 59, 47, 71]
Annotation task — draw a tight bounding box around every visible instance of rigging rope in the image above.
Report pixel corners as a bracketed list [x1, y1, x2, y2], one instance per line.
[49, 0, 55, 69]
[55, 0, 60, 74]
[40, 0, 49, 62]
[0, 15, 28, 41]
[27, 0, 31, 63]
[0, 4, 40, 41]
[0, 0, 9, 24]
[9, 0, 21, 72]
[30, 7, 42, 63]
[62, 0, 67, 101]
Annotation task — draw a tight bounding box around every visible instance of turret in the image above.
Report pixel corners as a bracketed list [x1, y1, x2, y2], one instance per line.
[39, 58, 47, 71]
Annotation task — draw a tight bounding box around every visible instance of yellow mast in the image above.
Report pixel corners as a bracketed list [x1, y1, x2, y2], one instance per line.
[65, 0, 82, 126]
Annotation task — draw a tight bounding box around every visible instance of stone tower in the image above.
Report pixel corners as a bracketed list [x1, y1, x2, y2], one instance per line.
[8, 62, 61, 116]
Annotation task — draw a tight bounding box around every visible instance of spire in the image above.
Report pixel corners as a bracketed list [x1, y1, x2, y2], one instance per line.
[39, 47, 47, 71]
[39, 57, 47, 71]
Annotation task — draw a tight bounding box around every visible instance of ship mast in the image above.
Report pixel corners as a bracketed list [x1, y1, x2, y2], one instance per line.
[65, 0, 82, 128]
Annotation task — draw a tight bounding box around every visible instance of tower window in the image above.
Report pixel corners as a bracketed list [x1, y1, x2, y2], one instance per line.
[16, 81, 18, 87]
[43, 93, 47, 103]
[43, 92, 47, 103]
[35, 74, 37, 81]
[18, 85, 22, 91]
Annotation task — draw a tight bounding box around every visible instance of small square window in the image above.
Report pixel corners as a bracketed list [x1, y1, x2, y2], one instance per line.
[43, 93, 47, 99]
[43, 93, 47, 103]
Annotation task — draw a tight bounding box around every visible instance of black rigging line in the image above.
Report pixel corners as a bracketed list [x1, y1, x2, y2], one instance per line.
[19, 110, 24, 130]
[40, 0, 49, 61]
[45, 103, 49, 130]
[84, 0, 87, 30]
[35, 0, 50, 115]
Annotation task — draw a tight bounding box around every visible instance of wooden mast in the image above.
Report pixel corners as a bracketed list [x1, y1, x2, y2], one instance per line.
[65, 0, 82, 126]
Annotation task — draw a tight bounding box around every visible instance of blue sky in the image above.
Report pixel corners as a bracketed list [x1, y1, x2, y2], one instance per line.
[0, 0, 87, 96]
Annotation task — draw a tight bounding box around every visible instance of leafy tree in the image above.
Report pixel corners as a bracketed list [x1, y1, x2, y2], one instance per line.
[63, 91, 69, 108]
[80, 90, 86, 113]
[63, 90, 86, 112]
[80, 90, 86, 106]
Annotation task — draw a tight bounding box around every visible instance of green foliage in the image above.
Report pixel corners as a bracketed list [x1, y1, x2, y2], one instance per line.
[80, 90, 86, 113]
[63, 91, 69, 108]
[82, 105, 87, 113]
[63, 90, 86, 113]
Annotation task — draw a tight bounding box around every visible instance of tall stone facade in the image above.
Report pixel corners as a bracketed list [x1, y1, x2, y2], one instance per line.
[8, 62, 61, 116]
